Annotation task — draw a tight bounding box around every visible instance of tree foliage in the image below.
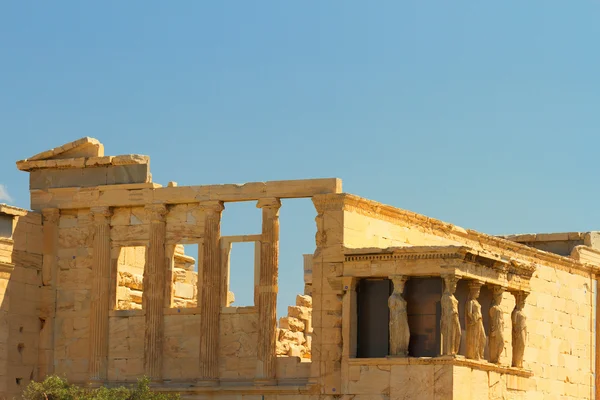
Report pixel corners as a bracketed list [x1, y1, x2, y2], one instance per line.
[22, 376, 180, 400]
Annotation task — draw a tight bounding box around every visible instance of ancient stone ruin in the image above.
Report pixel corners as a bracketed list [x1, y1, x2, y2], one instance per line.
[1, 137, 600, 399]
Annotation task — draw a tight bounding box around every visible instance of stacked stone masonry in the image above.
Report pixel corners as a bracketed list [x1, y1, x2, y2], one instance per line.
[277, 294, 313, 360]
[0, 137, 598, 399]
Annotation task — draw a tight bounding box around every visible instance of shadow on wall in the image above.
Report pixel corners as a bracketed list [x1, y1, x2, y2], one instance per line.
[0, 207, 44, 399]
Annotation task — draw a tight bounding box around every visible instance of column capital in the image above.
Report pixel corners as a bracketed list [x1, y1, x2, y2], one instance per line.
[90, 207, 112, 223]
[468, 279, 484, 289]
[145, 204, 168, 223]
[198, 200, 224, 213]
[256, 197, 281, 210]
[491, 284, 506, 294]
[442, 273, 461, 293]
[512, 290, 529, 307]
[42, 208, 60, 224]
[390, 275, 408, 291]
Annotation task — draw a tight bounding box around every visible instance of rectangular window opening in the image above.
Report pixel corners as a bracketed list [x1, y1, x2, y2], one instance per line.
[226, 241, 256, 307]
[273, 199, 315, 361]
[114, 246, 146, 310]
[169, 243, 199, 308]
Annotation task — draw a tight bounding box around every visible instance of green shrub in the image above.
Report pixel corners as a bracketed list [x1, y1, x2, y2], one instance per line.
[22, 375, 180, 400]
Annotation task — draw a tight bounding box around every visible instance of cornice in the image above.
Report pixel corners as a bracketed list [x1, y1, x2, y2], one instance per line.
[344, 245, 536, 279]
[318, 193, 597, 276]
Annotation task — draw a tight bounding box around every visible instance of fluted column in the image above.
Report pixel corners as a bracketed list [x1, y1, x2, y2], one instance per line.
[88, 206, 112, 383]
[255, 197, 281, 383]
[143, 204, 168, 382]
[198, 201, 224, 384]
[39, 208, 59, 379]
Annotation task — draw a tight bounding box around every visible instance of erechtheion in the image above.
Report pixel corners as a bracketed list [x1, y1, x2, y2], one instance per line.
[1, 137, 599, 399]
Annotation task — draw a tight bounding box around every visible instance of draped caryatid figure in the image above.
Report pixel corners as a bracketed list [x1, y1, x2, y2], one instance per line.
[441, 275, 461, 356]
[512, 292, 528, 368]
[488, 286, 505, 364]
[388, 276, 410, 356]
[465, 281, 486, 360]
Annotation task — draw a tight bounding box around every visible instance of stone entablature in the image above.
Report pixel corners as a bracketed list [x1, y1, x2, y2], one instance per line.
[344, 246, 536, 293]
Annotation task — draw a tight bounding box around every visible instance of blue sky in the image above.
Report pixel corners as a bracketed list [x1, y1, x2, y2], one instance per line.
[1, 1, 599, 314]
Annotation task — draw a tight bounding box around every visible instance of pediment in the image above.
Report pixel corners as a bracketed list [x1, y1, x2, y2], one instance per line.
[22, 137, 104, 162]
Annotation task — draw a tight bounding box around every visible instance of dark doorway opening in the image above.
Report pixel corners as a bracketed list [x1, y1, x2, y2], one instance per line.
[356, 278, 392, 358]
[405, 277, 442, 357]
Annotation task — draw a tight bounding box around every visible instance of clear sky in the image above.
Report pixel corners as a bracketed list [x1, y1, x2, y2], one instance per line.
[1, 1, 599, 315]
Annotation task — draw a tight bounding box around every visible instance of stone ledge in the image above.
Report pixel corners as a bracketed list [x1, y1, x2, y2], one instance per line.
[17, 154, 149, 171]
[163, 307, 200, 316]
[0, 261, 15, 273]
[221, 305, 257, 314]
[347, 356, 533, 378]
[154, 379, 311, 394]
[108, 309, 145, 317]
[0, 204, 28, 217]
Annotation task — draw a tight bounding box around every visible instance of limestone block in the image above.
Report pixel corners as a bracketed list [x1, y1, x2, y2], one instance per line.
[347, 365, 390, 395]
[296, 294, 312, 308]
[288, 305, 311, 320]
[163, 335, 199, 358]
[110, 224, 150, 242]
[118, 271, 143, 291]
[279, 329, 306, 345]
[288, 343, 306, 358]
[172, 299, 196, 308]
[276, 341, 290, 355]
[130, 207, 146, 225]
[163, 356, 200, 380]
[279, 317, 290, 330]
[174, 282, 194, 300]
[173, 268, 187, 283]
[280, 316, 305, 332]
[390, 364, 434, 400]
[110, 208, 131, 226]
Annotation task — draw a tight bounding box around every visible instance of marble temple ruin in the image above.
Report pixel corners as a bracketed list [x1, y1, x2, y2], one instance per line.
[1, 137, 600, 399]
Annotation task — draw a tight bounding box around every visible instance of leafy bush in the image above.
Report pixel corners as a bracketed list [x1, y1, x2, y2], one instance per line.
[22, 375, 180, 400]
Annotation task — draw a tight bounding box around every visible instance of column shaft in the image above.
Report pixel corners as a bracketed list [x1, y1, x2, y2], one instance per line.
[198, 201, 224, 382]
[144, 204, 168, 381]
[39, 208, 59, 379]
[256, 198, 281, 382]
[88, 207, 112, 382]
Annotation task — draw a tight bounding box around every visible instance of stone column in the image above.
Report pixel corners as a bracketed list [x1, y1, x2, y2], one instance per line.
[39, 208, 59, 379]
[143, 204, 168, 382]
[88, 206, 112, 383]
[511, 291, 528, 368]
[465, 280, 486, 360]
[255, 198, 281, 383]
[198, 201, 224, 384]
[488, 285, 505, 364]
[388, 276, 410, 357]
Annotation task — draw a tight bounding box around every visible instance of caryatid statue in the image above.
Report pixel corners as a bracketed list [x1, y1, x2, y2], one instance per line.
[441, 275, 461, 356]
[465, 281, 486, 360]
[388, 276, 410, 357]
[488, 286, 505, 364]
[511, 292, 528, 368]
